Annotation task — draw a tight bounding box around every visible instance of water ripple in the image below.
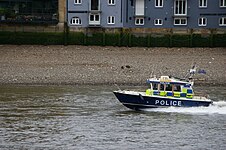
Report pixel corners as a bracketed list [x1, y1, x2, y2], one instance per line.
[0, 85, 226, 150]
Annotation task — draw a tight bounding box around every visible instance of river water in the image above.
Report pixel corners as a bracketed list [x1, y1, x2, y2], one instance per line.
[0, 85, 226, 150]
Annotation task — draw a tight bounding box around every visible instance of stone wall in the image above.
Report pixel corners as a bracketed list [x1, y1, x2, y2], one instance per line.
[58, 0, 66, 28]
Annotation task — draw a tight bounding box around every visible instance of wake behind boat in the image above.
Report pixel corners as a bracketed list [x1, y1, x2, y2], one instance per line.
[113, 66, 213, 111]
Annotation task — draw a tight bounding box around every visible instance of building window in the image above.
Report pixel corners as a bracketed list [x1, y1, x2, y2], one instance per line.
[89, 14, 100, 25]
[198, 17, 207, 26]
[174, 18, 187, 25]
[219, 17, 226, 26]
[108, 16, 115, 24]
[90, 14, 100, 21]
[155, 0, 164, 7]
[174, 0, 187, 15]
[199, 0, 207, 8]
[74, 0, 82, 4]
[91, 0, 100, 10]
[135, 18, 144, 25]
[71, 17, 82, 25]
[154, 19, 163, 25]
[220, 0, 226, 7]
[108, 0, 115, 5]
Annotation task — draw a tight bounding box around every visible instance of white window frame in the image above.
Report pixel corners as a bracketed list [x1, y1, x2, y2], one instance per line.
[198, 17, 207, 26]
[154, 19, 163, 25]
[107, 16, 115, 24]
[71, 17, 82, 25]
[174, 18, 187, 25]
[220, 0, 226, 7]
[135, 17, 144, 25]
[89, 14, 100, 25]
[108, 0, 115, 5]
[74, 0, 82, 4]
[155, 0, 164, 7]
[199, 0, 207, 8]
[174, 0, 187, 16]
[219, 17, 226, 26]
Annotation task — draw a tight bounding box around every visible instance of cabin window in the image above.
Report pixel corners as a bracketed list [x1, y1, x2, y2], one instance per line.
[174, 85, 181, 92]
[160, 84, 164, 91]
[165, 84, 172, 91]
[153, 83, 158, 90]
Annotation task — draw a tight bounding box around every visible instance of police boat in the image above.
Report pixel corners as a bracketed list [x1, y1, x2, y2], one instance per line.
[113, 75, 212, 111]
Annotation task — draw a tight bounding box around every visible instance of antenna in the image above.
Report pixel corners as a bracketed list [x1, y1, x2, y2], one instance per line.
[150, 64, 156, 78]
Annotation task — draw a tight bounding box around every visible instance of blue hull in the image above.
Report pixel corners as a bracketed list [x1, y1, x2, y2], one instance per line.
[113, 91, 212, 111]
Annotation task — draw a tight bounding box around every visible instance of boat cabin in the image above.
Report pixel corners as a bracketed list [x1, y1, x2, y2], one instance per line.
[146, 76, 194, 99]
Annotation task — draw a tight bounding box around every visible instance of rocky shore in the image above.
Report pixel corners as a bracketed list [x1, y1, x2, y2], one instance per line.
[0, 45, 225, 85]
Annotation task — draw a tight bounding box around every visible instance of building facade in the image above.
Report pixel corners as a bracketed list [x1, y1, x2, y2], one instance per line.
[67, 0, 124, 28]
[67, 0, 226, 29]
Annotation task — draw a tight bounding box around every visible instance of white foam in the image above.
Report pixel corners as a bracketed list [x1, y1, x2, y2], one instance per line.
[144, 101, 226, 115]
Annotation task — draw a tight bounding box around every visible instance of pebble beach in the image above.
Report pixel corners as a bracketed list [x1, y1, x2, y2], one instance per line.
[0, 45, 225, 85]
